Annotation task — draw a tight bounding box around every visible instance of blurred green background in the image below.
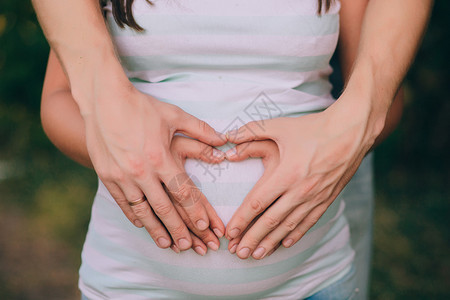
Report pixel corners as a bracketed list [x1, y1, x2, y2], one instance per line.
[0, 1, 449, 299]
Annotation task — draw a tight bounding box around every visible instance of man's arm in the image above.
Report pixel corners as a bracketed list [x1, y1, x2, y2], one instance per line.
[338, 0, 405, 149]
[334, 0, 433, 142]
[32, 0, 228, 251]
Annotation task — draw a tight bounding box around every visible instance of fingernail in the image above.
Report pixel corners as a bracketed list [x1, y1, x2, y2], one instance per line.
[212, 148, 225, 159]
[283, 239, 294, 248]
[178, 238, 190, 249]
[207, 241, 219, 251]
[229, 244, 238, 254]
[225, 148, 237, 159]
[252, 247, 266, 259]
[134, 220, 143, 227]
[228, 228, 240, 239]
[238, 247, 251, 259]
[171, 244, 181, 254]
[196, 220, 208, 230]
[213, 228, 223, 238]
[194, 246, 206, 256]
[157, 237, 171, 248]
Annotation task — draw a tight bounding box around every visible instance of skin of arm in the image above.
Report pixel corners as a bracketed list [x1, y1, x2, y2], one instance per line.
[41, 50, 92, 168]
[32, 0, 229, 252]
[338, 0, 404, 149]
[225, 0, 433, 260]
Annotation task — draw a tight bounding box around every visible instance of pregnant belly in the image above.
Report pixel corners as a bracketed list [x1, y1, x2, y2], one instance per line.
[183, 156, 265, 226]
[85, 156, 348, 299]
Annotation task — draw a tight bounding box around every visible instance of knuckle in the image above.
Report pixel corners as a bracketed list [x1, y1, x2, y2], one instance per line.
[232, 215, 248, 231]
[133, 203, 151, 218]
[198, 119, 209, 133]
[245, 235, 261, 248]
[172, 184, 201, 207]
[125, 156, 145, 178]
[147, 227, 165, 240]
[283, 218, 298, 232]
[262, 215, 281, 230]
[201, 144, 213, 156]
[177, 183, 194, 201]
[152, 201, 174, 217]
[299, 181, 316, 196]
[98, 167, 120, 182]
[146, 148, 166, 168]
[169, 223, 186, 236]
[262, 236, 277, 248]
[113, 195, 128, 205]
[249, 199, 265, 215]
[167, 105, 183, 122]
[110, 172, 126, 184]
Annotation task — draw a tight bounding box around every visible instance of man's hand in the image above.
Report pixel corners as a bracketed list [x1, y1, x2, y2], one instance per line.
[85, 85, 227, 251]
[41, 50, 227, 253]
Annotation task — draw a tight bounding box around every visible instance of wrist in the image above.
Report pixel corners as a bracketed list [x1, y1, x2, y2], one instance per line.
[68, 45, 133, 117]
[326, 84, 389, 150]
[337, 59, 396, 141]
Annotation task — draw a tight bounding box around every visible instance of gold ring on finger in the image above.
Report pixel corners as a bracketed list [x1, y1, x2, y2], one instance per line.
[128, 196, 147, 207]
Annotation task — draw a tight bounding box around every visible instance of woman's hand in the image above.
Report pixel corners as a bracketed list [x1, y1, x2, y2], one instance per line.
[84, 83, 227, 252]
[224, 95, 383, 259]
[223, 140, 281, 256]
[165, 135, 226, 255]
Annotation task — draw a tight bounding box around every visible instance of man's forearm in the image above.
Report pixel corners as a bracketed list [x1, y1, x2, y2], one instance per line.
[341, 0, 433, 141]
[338, 0, 403, 150]
[31, 0, 128, 114]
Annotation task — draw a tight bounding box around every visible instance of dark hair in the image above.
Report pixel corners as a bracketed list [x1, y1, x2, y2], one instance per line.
[107, 0, 333, 31]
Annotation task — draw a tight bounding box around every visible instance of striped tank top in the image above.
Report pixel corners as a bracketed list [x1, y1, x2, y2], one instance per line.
[79, 0, 355, 299]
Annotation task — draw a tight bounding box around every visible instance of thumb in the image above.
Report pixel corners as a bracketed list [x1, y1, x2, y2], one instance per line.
[225, 119, 278, 144]
[225, 140, 277, 162]
[176, 112, 227, 147]
[225, 140, 280, 170]
[173, 137, 225, 164]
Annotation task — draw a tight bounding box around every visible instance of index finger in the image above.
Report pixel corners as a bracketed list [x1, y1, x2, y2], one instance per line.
[225, 170, 286, 240]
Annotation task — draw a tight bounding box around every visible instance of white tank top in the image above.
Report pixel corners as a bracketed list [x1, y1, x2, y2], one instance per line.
[79, 1, 355, 298]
